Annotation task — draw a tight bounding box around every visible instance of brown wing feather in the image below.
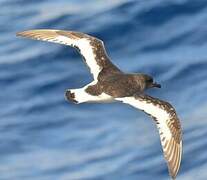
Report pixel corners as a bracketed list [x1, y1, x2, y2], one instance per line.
[16, 29, 120, 79]
[116, 94, 182, 179]
[139, 94, 182, 179]
[17, 29, 91, 45]
[158, 110, 182, 179]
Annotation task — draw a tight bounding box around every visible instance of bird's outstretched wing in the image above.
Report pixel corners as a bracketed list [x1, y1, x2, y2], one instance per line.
[16, 29, 120, 80]
[116, 94, 182, 179]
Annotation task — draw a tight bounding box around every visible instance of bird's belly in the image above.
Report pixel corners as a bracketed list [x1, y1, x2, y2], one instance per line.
[88, 93, 114, 103]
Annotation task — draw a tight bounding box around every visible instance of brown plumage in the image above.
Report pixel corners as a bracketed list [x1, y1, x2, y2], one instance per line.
[17, 29, 182, 179]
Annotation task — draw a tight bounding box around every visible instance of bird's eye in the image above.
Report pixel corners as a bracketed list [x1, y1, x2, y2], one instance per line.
[147, 78, 153, 83]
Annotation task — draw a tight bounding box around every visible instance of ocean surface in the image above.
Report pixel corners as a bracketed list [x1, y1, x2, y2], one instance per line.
[1, 0, 207, 179]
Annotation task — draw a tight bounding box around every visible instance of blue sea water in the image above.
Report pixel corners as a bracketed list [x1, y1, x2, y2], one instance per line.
[1, 0, 207, 179]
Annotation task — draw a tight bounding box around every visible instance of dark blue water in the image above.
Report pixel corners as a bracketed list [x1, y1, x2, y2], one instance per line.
[1, 0, 207, 179]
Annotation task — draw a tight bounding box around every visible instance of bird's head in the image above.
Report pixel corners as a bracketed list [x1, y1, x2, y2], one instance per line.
[133, 74, 161, 90]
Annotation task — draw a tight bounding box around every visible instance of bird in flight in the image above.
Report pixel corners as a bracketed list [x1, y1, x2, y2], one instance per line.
[17, 29, 182, 179]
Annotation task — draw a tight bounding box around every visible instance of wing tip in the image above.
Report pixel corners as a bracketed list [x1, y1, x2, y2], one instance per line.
[169, 170, 177, 180]
[16, 30, 34, 37]
[168, 141, 182, 180]
[16, 29, 58, 37]
[16, 31, 24, 37]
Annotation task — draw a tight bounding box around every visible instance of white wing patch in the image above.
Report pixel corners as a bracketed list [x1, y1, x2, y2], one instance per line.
[117, 96, 172, 139]
[16, 30, 102, 80]
[75, 38, 101, 80]
[53, 35, 74, 45]
[116, 95, 182, 179]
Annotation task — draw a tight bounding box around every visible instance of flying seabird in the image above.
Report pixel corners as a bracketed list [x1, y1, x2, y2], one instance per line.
[16, 29, 182, 179]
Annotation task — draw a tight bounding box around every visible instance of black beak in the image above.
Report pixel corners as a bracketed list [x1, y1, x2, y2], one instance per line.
[152, 82, 161, 88]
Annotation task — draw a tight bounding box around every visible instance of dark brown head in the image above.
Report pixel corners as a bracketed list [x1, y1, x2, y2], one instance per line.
[133, 74, 161, 91]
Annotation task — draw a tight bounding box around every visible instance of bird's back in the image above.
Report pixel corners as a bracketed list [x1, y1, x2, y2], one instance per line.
[97, 74, 142, 97]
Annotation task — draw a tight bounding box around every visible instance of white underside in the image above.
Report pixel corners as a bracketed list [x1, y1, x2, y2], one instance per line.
[68, 81, 114, 104]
